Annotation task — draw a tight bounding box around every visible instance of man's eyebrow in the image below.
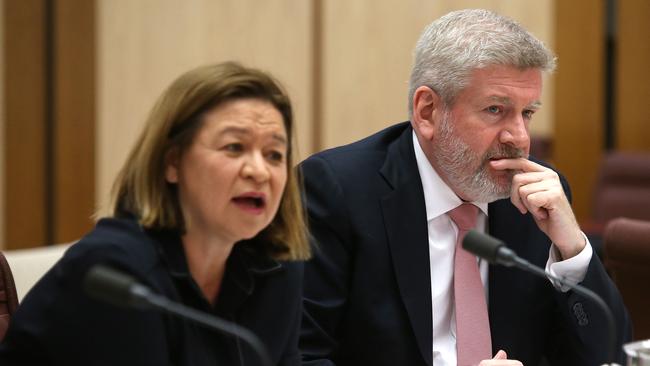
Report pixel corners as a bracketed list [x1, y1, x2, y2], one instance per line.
[527, 101, 542, 109]
[486, 96, 542, 109]
[487, 96, 513, 105]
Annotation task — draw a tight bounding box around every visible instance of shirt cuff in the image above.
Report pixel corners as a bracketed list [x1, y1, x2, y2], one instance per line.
[545, 231, 593, 292]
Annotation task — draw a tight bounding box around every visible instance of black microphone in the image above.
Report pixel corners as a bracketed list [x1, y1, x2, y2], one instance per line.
[83, 264, 272, 366]
[463, 230, 618, 364]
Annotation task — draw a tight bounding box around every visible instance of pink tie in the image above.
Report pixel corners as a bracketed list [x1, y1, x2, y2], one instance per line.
[448, 203, 492, 366]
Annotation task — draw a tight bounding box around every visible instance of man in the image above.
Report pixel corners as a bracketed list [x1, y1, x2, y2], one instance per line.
[299, 9, 630, 366]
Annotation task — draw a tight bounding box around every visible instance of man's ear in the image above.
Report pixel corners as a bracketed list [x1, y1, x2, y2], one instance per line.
[164, 147, 180, 184]
[410, 86, 442, 141]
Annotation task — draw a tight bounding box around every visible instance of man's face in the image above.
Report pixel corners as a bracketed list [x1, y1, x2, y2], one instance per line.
[429, 65, 543, 202]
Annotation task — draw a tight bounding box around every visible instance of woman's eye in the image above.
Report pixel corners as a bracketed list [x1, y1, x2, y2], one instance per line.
[267, 151, 285, 163]
[224, 143, 243, 153]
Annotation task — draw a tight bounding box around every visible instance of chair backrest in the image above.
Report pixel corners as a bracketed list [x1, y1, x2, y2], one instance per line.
[4, 243, 73, 302]
[604, 217, 650, 340]
[593, 152, 650, 223]
[0, 251, 19, 342]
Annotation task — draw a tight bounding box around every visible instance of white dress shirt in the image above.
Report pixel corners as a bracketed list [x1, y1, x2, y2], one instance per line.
[412, 132, 593, 366]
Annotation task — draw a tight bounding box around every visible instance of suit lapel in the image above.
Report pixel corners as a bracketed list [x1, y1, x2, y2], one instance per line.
[380, 126, 433, 366]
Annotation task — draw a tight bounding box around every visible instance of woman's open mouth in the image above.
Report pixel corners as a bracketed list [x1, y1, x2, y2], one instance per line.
[232, 193, 266, 213]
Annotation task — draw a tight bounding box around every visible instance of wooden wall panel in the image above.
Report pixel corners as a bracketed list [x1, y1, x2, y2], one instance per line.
[553, 1, 604, 221]
[2, 0, 95, 248]
[320, 0, 556, 150]
[2, 0, 562, 248]
[3, 0, 47, 249]
[320, 0, 439, 149]
[52, 0, 95, 243]
[96, 0, 314, 211]
[616, 0, 650, 151]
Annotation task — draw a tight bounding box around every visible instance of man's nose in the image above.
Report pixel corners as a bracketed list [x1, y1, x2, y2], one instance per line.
[499, 115, 530, 150]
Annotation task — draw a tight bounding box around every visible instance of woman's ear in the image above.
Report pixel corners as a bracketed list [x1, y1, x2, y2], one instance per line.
[164, 148, 180, 184]
[410, 86, 442, 141]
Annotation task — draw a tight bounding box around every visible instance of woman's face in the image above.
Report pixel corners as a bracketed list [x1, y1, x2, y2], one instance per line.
[165, 98, 288, 244]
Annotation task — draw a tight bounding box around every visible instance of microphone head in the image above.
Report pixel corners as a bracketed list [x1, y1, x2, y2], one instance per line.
[83, 264, 148, 309]
[462, 230, 505, 264]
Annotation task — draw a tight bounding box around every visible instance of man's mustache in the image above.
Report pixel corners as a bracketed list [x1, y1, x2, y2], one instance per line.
[484, 145, 526, 160]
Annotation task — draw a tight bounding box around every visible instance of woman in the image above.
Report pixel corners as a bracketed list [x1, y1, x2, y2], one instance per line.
[0, 62, 310, 365]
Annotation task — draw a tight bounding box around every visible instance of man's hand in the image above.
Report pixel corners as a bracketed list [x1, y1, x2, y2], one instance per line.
[490, 158, 585, 260]
[478, 350, 523, 365]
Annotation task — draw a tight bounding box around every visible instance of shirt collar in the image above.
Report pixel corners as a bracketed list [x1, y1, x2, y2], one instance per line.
[150, 229, 283, 299]
[412, 131, 488, 220]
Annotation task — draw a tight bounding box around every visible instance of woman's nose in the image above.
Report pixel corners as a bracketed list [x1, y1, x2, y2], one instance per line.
[241, 152, 270, 183]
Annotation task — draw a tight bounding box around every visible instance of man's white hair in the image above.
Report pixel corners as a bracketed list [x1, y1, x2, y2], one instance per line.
[408, 9, 556, 117]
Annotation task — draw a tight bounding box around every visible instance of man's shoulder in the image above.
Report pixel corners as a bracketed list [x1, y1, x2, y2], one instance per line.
[304, 121, 411, 165]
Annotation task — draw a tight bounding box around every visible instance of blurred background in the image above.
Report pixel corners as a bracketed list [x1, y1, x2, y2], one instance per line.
[1, 0, 649, 250]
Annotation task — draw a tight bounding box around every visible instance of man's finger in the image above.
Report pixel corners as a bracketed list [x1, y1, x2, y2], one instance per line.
[511, 171, 552, 187]
[526, 196, 549, 220]
[509, 171, 549, 214]
[518, 179, 555, 198]
[490, 157, 545, 172]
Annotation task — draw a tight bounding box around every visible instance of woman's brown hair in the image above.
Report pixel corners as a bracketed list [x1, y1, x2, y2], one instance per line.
[107, 62, 310, 260]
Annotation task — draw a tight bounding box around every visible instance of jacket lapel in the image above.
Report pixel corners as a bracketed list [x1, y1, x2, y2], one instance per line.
[380, 126, 433, 366]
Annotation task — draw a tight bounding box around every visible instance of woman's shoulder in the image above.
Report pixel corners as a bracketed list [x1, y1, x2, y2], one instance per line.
[60, 217, 163, 279]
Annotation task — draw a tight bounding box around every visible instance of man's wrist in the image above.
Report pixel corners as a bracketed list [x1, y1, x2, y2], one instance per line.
[556, 232, 587, 260]
[546, 234, 593, 291]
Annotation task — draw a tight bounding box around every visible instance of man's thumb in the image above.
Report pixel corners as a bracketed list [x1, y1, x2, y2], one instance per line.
[492, 350, 508, 360]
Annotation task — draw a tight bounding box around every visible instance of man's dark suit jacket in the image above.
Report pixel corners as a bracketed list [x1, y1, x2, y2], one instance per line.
[299, 122, 631, 366]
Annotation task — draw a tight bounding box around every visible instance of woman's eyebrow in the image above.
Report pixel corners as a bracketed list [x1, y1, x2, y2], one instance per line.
[218, 126, 287, 145]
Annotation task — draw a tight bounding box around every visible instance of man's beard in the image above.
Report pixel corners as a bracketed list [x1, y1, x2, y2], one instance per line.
[431, 111, 527, 203]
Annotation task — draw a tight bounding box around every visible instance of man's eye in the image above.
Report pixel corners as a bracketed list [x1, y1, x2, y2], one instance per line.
[523, 110, 535, 120]
[487, 106, 501, 114]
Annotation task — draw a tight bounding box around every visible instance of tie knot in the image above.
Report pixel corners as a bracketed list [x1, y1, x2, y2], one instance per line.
[448, 203, 479, 231]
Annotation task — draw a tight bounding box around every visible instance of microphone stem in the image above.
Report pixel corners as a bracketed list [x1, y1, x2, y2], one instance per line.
[511, 257, 617, 364]
[142, 291, 273, 366]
